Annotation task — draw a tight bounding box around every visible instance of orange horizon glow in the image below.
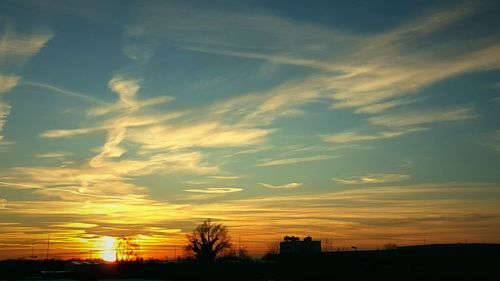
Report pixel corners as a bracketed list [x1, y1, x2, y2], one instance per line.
[2, 229, 500, 261]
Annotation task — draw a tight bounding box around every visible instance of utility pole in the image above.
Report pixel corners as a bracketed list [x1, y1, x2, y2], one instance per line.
[138, 240, 141, 261]
[238, 235, 241, 258]
[31, 245, 34, 261]
[173, 244, 176, 261]
[46, 235, 50, 260]
[330, 235, 333, 253]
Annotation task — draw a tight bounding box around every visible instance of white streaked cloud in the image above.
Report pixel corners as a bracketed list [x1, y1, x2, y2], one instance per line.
[0, 149, 218, 201]
[323, 107, 474, 145]
[328, 43, 500, 111]
[37, 72, 257, 191]
[181, 180, 209, 185]
[256, 155, 336, 167]
[127, 2, 500, 159]
[333, 173, 410, 185]
[184, 187, 243, 194]
[0, 29, 53, 59]
[41, 112, 184, 138]
[134, 2, 353, 61]
[109, 75, 140, 105]
[209, 175, 239, 180]
[40, 126, 105, 138]
[51, 222, 99, 229]
[84, 75, 173, 116]
[477, 130, 500, 152]
[0, 27, 53, 147]
[88, 96, 172, 116]
[122, 26, 157, 64]
[0, 75, 20, 94]
[34, 151, 69, 159]
[0, 101, 11, 143]
[95, 2, 499, 168]
[369, 107, 476, 128]
[127, 122, 271, 150]
[354, 98, 418, 114]
[182, 45, 349, 73]
[358, 2, 477, 52]
[0, 75, 21, 143]
[259, 182, 302, 189]
[23, 81, 107, 105]
[137, 1, 500, 118]
[322, 127, 426, 144]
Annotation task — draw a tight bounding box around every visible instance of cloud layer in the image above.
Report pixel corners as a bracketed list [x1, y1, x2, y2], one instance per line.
[333, 173, 410, 185]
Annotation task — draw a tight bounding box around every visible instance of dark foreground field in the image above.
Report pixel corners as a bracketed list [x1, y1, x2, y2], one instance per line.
[1, 244, 499, 281]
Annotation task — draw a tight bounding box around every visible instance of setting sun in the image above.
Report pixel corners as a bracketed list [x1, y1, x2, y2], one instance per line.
[100, 236, 117, 262]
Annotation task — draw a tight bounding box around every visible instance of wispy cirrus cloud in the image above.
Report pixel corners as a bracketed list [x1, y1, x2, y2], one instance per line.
[50, 222, 99, 229]
[333, 173, 410, 185]
[0, 100, 12, 143]
[40, 126, 105, 138]
[369, 107, 476, 128]
[209, 175, 239, 180]
[476, 130, 500, 152]
[34, 151, 70, 159]
[0, 75, 20, 94]
[323, 107, 474, 144]
[322, 128, 426, 144]
[24, 71, 262, 201]
[127, 122, 271, 151]
[126, 2, 500, 157]
[23, 81, 107, 105]
[0, 76, 18, 143]
[184, 187, 243, 194]
[259, 182, 302, 189]
[122, 26, 157, 64]
[353, 98, 418, 114]
[138, 1, 499, 118]
[182, 45, 349, 73]
[0, 28, 53, 61]
[256, 155, 336, 167]
[0, 27, 52, 146]
[0, 149, 218, 202]
[87, 75, 173, 116]
[39, 70, 274, 180]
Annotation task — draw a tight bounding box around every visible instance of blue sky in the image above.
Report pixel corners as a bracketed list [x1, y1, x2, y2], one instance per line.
[0, 0, 499, 259]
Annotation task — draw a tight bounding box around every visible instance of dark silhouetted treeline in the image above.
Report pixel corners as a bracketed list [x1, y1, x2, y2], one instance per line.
[0, 243, 499, 280]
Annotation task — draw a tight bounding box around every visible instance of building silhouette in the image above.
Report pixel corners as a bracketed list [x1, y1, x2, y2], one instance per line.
[280, 235, 321, 254]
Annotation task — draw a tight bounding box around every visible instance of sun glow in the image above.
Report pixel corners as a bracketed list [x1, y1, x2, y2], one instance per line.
[100, 236, 117, 262]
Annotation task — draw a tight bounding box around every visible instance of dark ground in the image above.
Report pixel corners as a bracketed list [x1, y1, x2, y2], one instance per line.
[1, 243, 499, 281]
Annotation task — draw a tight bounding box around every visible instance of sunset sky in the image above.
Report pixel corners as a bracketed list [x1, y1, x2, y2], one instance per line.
[1, 0, 500, 260]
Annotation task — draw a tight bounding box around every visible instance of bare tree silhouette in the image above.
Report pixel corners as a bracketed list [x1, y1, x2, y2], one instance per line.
[323, 238, 334, 253]
[217, 246, 252, 263]
[185, 219, 232, 263]
[383, 243, 398, 250]
[262, 241, 280, 260]
[116, 236, 140, 261]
